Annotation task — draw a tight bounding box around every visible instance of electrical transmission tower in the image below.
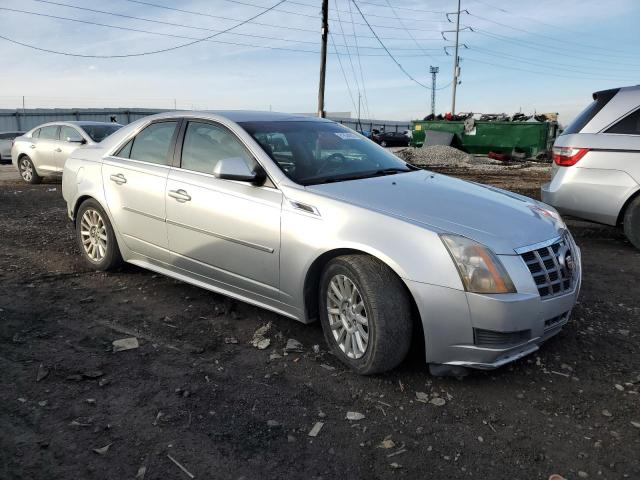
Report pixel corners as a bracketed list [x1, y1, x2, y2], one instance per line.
[429, 66, 439, 116]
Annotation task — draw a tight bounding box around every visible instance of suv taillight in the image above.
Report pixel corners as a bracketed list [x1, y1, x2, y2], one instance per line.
[553, 147, 589, 166]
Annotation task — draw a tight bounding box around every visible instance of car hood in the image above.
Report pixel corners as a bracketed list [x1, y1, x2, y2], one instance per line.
[306, 170, 564, 255]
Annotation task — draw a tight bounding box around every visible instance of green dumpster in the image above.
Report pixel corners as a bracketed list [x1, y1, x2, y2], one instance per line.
[411, 120, 558, 159]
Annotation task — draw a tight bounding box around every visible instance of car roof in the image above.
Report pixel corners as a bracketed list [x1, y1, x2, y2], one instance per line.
[191, 110, 334, 123]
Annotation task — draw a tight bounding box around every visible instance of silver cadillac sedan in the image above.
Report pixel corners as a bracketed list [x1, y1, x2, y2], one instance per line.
[62, 111, 581, 376]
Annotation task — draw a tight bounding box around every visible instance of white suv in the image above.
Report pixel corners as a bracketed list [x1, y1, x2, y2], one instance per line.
[542, 86, 640, 248]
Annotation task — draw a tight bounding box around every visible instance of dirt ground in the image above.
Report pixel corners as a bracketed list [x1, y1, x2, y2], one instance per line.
[1, 164, 639, 480]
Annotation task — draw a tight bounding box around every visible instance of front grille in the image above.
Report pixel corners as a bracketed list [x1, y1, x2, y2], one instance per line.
[520, 235, 576, 298]
[474, 328, 531, 348]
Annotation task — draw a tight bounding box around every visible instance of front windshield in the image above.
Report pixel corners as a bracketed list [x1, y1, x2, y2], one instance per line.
[239, 120, 412, 185]
[81, 124, 122, 143]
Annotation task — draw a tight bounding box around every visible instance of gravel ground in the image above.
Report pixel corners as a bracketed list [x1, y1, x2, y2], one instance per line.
[1, 169, 639, 480]
[397, 146, 552, 173]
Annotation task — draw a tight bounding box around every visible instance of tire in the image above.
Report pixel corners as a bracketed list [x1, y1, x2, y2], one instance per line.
[18, 155, 42, 184]
[76, 199, 122, 271]
[381, 140, 388, 147]
[623, 195, 640, 249]
[319, 254, 412, 375]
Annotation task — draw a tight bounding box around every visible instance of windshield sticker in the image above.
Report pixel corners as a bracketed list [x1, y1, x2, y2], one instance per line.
[334, 132, 362, 140]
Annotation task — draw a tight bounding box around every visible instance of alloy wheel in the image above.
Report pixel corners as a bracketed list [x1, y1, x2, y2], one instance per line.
[326, 274, 369, 359]
[80, 208, 108, 262]
[20, 158, 33, 181]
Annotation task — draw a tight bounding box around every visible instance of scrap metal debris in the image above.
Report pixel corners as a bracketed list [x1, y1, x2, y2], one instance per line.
[92, 443, 112, 455]
[346, 411, 365, 421]
[284, 338, 304, 353]
[167, 453, 195, 479]
[36, 364, 49, 382]
[250, 322, 272, 349]
[308, 422, 324, 437]
[112, 337, 139, 352]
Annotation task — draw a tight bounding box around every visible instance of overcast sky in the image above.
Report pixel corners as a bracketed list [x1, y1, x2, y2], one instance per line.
[0, 0, 638, 124]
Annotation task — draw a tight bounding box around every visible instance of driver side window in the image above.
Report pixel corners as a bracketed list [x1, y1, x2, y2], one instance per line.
[180, 121, 254, 175]
[60, 126, 83, 143]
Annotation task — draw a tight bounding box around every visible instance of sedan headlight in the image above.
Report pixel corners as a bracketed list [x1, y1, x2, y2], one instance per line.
[440, 234, 516, 294]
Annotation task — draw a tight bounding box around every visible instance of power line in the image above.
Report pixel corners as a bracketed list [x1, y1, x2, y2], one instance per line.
[463, 56, 638, 82]
[0, 0, 288, 58]
[0, 7, 447, 57]
[333, 0, 364, 118]
[52, 0, 442, 41]
[350, 0, 435, 90]
[470, 28, 640, 68]
[115, 0, 442, 34]
[329, 33, 359, 115]
[211, 0, 445, 22]
[467, 9, 637, 57]
[346, 0, 371, 119]
[382, 0, 438, 62]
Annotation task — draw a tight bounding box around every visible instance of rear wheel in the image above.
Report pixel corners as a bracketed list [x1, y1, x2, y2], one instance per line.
[76, 199, 122, 271]
[319, 254, 412, 375]
[623, 195, 640, 249]
[18, 156, 41, 184]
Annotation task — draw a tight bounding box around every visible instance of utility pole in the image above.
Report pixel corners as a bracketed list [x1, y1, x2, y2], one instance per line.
[450, 0, 461, 115]
[317, 0, 329, 118]
[429, 66, 439, 116]
[357, 93, 362, 130]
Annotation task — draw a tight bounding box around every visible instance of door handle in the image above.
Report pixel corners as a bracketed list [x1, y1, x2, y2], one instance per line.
[168, 189, 191, 202]
[30, 144, 36, 149]
[109, 173, 127, 185]
[54, 148, 62, 152]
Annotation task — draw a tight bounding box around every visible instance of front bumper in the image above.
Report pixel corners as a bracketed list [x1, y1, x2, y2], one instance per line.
[407, 245, 581, 370]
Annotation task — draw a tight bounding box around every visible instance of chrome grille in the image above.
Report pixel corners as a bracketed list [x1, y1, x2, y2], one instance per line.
[520, 236, 576, 298]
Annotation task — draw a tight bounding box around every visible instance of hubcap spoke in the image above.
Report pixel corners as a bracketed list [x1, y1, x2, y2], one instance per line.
[80, 208, 108, 262]
[326, 274, 369, 359]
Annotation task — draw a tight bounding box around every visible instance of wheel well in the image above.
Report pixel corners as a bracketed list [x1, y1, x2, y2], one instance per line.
[617, 189, 640, 227]
[302, 249, 423, 335]
[73, 195, 94, 223]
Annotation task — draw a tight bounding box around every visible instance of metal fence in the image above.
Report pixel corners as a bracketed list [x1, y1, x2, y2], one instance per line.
[0, 108, 412, 133]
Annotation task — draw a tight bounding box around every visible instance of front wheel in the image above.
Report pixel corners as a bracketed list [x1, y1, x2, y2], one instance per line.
[623, 195, 640, 249]
[380, 140, 388, 147]
[18, 156, 42, 184]
[319, 255, 413, 375]
[76, 199, 122, 270]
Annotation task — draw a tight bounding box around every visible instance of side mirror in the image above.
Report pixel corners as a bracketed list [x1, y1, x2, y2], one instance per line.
[66, 136, 86, 144]
[213, 157, 264, 184]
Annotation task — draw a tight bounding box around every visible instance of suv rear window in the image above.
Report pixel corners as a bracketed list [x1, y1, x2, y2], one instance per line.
[561, 88, 619, 135]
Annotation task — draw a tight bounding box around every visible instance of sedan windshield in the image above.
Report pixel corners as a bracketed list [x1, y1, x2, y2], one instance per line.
[239, 121, 412, 185]
[80, 124, 122, 143]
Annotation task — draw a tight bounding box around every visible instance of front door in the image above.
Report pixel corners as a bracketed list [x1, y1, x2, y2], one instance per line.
[102, 120, 179, 264]
[56, 125, 86, 171]
[165, 120, 282, 299]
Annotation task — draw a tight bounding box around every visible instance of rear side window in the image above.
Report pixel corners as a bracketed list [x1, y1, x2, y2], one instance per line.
[39, 126, 59, 140]
[605, 108, 640, 135]
[562, 88, 619, 135]
[123, 122, 178, 165]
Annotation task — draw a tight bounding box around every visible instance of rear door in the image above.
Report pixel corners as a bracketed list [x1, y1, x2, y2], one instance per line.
[32, 125, 60, 173]
[165, 119, 282, 299]
[102, 120, 179, 263]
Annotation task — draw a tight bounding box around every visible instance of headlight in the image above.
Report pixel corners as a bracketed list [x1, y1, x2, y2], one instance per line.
[440, 234, 516, 294]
